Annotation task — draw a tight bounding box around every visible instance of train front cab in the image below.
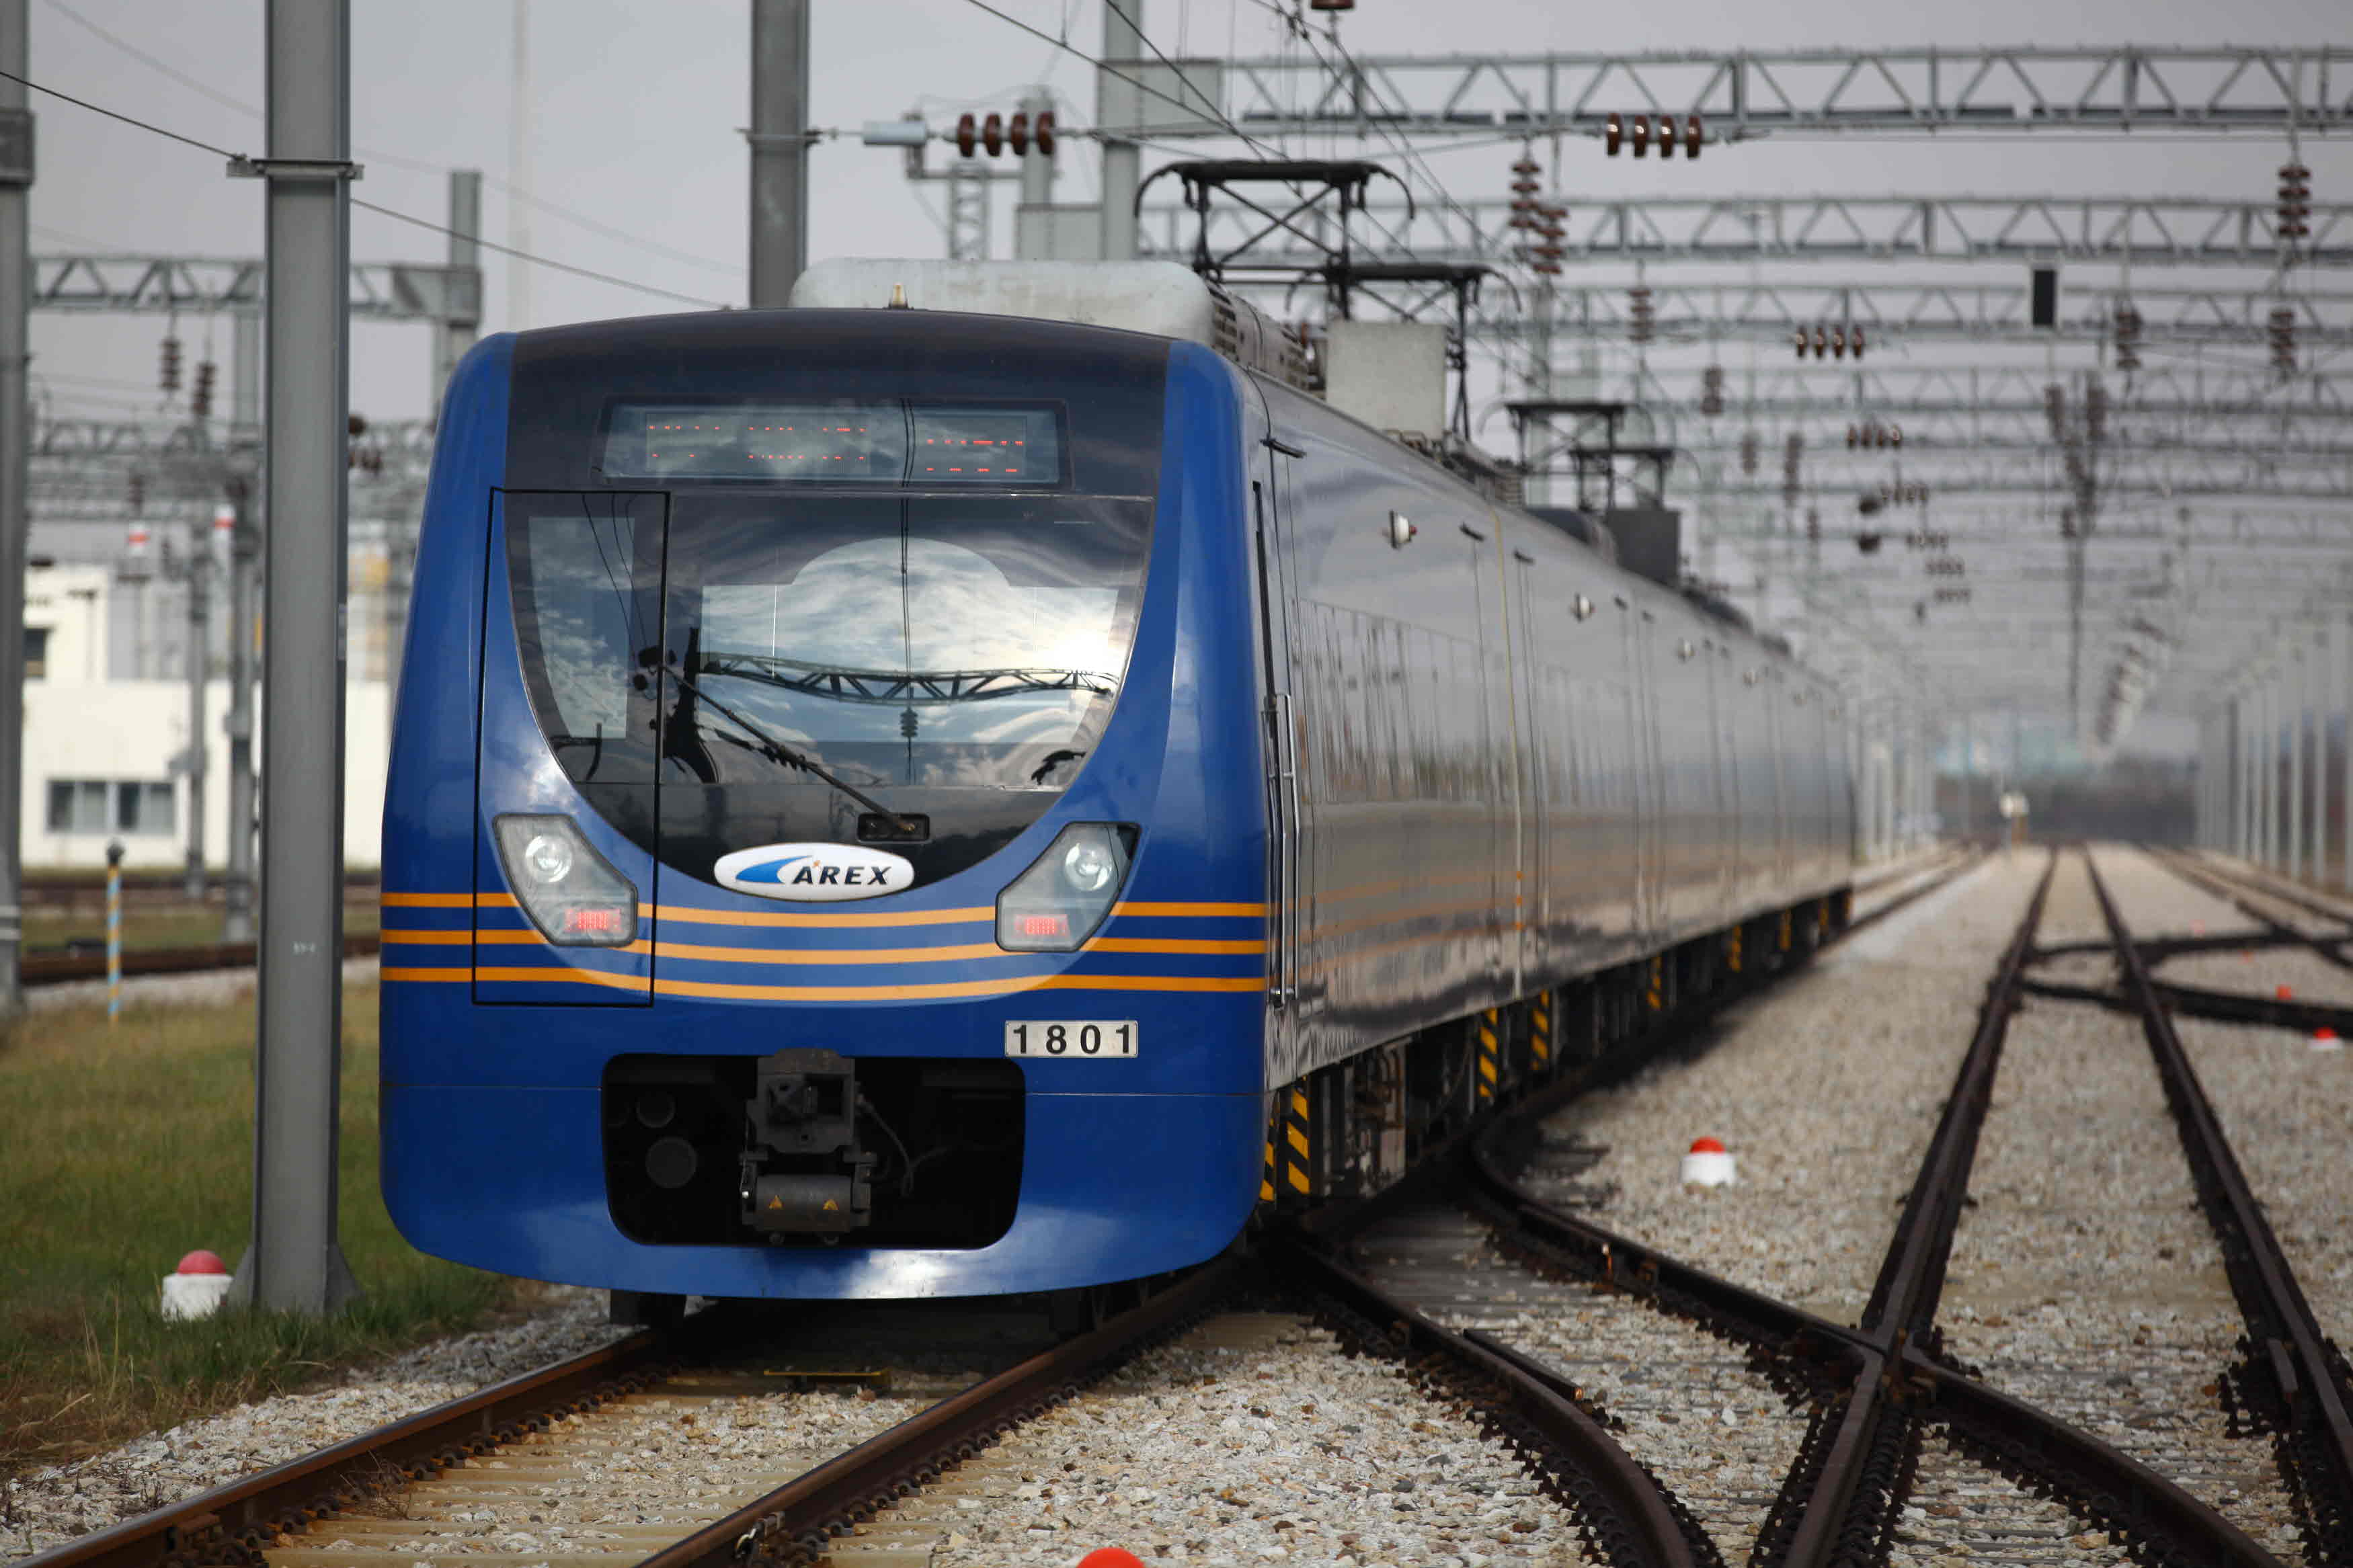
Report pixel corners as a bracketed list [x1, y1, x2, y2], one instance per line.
[381, 315, 1275, 1299]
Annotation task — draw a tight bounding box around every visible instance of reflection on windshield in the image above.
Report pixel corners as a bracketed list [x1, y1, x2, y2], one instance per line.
[665, 496, 1148, 790]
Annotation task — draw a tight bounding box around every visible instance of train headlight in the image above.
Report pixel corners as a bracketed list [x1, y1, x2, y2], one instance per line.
[996, 823, 1135, 952]
[493, 814, 639, 947]
[523, 833, 575, 884]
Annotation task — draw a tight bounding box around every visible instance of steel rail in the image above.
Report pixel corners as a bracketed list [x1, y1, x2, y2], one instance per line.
[637, 1256, 1248, 1568]
[19, 931, 381, 987]
[15, 1327, 676, 1568]
[2020, 974, 2353, 1038]
[14, 847, 1971, 1568]
[2085, 848, 2353, 1559]
[1778, 847, 2054, 1567]
[1274, 1244, 1701, 1568]
[2141, 846, 2353, 975]
[1461, 849, 2285, 1566]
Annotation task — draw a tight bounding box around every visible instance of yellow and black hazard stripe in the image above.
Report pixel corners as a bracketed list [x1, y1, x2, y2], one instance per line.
[1476, 1008, 1502, 1102]
[1283, 1086, 1314, 1198]
[1261, 1128, 1278, 1204]
[1529, 991, 1553, 1076]
[1778, 909, 1794, 952]
[1726, 922, 1745, 975]
[1645, 954, 1666, 1012]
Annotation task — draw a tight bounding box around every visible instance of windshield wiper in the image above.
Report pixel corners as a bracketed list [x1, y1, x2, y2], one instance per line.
[663, 657, 918, 831]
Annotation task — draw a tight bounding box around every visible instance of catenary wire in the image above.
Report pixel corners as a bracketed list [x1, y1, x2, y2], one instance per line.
[40, 0, 742, 276]
[0, 65, 730, 310]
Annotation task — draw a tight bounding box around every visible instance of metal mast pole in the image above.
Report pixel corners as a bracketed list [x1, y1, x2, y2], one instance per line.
[432, 169, 480, 414]
[183, 534, 212, 899]
[235, 0, 359, 1315]
[223, 480, 257, 944]
[748, 0, 810, 306]
[1098, 1, 1144, 260]
[0, 0, 30, 1021]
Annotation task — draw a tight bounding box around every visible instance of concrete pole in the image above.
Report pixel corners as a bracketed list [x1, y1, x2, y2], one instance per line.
[183, 535, 212, 899]
[233, 310, 261, 434]
[0, 0, 29, 1021]
[1019, 87, 1054, 208]
[2308, 626, 2326, 885]
[2239, 688, 2256, 860]
[1097, 1, 1143, 260]
[2288, 641, 2306, 880]
[433, 169, 479, 417]
[2342, 610, 2353, 889]
[2262, 669, 2278, 868]
[239, 0, 359, 1316]
[748, 0, 809, 307]
[507, 0, 530, 331]
[223, 485, 257, 944]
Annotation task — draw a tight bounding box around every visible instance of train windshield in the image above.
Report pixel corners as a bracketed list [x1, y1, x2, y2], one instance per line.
[662, 491, 1147, 792]
[504, 489, 1152, 884]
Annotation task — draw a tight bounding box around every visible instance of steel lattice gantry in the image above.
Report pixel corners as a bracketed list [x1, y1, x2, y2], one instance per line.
[1108, 45, 2353, 141]
[34, 254, 478, 323]
[1142, 194, 2353, 270]
[1466, 282, 2353, 352]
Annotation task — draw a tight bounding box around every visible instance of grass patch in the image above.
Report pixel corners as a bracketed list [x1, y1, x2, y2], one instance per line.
[0, 983, 522, 1479]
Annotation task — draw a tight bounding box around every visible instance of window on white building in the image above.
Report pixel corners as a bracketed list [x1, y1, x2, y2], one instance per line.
[24, 626, 47, 680]
[46, 779, 175, 835]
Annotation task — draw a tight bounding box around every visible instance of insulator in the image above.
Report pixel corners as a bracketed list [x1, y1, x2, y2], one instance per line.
[2043, 383, 2065, 439]
[1035, 110, 1056, 156]
[1851, 325, 1866, 360]
[1792, 327, 1808, 358]
[348, 411, 369, 438]
[955, 113, 977, 159]
[159, 335, 183, 395]
[1812, 325, 1829, 358]
[2060, 507, 2076, 538]
[1658, 120, 1677, 160]
[982, 112, 1004, 157]
[1630, 114, 1650, 157]
[1739, 431, 1759, 475]
[1628, 284, 1654, 345]
[1542, 204, 1567, 221]
[1529, 243, 1564, 263]
[1829, 326, 1847, 360]
[1605, 112, 1624, 156]
[1889, 423, 1903, 448]
[1684, 115, 1702, 158]
[1531, 260, 1561, 276]
[1846, 423, 1860, 449]
[1008, 112, 1030, 156]
[1784, 431, 1804, 462]
[2085, 380, 2108, 443]
[1700, 364, 1724, 417]
[127, 472, 145, 513]
[1806, 508, 1820, 542]
[191, 360, 216, 420]
[1511, 157, 1540, 177]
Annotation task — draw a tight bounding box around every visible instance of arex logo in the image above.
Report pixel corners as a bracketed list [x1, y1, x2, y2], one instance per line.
[713, 843, 916, 903]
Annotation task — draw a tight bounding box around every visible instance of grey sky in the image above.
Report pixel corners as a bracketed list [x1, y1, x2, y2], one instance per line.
[17, 0, 2349, 756]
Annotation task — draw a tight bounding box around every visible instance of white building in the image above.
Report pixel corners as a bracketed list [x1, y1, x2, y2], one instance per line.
[20, 561, 393, 870]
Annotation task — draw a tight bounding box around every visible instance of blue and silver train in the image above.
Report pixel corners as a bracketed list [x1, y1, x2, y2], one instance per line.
[381, 271, 1854, 1307]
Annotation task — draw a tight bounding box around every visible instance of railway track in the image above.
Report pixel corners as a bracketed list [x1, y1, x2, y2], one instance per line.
[17, 852, 1991, 1568]
[1421, 845, 2353, 1564]
[17, 932, 382, 989]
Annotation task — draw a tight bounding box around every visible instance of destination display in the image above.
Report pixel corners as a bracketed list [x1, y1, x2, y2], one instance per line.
[601, 403, 1062, 485]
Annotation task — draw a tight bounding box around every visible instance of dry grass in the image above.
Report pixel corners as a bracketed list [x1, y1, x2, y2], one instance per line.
[0, 982, 518, 1479]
